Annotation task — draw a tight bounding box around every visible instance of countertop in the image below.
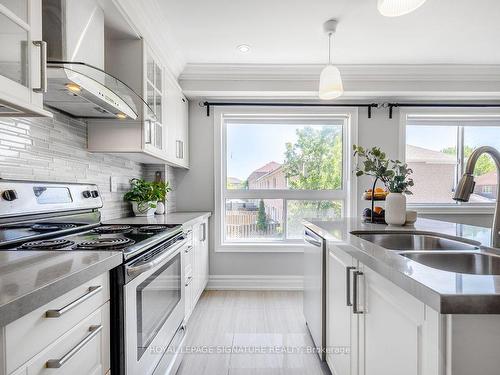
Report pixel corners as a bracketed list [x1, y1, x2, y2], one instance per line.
[0, 250, 121, 326]
[303, 217, 500, 314]
[103, 211, 211, 227]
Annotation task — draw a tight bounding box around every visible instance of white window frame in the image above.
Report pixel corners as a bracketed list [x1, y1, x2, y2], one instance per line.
[214, 106, 358, 253]
[399, 108, 499, 215]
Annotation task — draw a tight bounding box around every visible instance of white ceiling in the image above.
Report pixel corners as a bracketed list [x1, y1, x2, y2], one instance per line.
[152, 0, 500, 66]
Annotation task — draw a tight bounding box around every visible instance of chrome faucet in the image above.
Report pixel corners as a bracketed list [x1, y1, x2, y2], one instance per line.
[453, 146, 500, 248]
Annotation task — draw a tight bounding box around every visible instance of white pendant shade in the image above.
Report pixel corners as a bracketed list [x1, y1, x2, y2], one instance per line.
[319, 65, 343, 100]
[377, 0, 427, 17]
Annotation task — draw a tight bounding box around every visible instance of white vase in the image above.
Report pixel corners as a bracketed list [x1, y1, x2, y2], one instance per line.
[385, 193, 406, 226]
[131, 201, 156, 217]
[155, 201, 165, 215]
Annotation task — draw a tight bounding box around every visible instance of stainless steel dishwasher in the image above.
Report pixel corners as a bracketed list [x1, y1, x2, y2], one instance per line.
[303, 228, 326, 361]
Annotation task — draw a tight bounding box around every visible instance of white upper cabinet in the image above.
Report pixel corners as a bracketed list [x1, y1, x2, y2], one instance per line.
[165, 75, 189, 168]
[87, 38, 189, 168]
[0, 0, 51, 117]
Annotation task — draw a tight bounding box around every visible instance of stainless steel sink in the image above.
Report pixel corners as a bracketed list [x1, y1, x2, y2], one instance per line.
[352, 231, 480, 251]
[400, 252, 500, 275]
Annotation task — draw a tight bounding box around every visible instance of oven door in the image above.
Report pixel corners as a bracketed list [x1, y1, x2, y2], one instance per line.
[124, 239, 186, 375]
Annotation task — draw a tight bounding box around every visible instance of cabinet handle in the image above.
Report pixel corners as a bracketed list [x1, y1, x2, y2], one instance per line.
[185, 276, 193, 287]
[346, 266, 356, 307]
[353, 271, 364, 314]
[180, 140, 184, 159]
[185, 245, 193, 253]
[145, 120, 152, 144]
[46, 325, 102, 368]
[45, 285, 102, 318]
[201, 222, 206, 242]
[32, 41, 47, 93]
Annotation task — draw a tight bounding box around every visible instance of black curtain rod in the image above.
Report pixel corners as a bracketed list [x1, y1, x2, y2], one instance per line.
[202, 101, 379, 118]
[202, 101, 500, 120]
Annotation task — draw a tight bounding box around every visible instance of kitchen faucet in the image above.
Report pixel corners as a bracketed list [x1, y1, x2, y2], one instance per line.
[453, 146, 500, 248]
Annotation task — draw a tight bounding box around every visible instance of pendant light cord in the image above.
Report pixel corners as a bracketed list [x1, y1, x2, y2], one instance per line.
[328, 33, 332, 64]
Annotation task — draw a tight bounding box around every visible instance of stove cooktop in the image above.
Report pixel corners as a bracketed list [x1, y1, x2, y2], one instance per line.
[2, 224, 183, 260]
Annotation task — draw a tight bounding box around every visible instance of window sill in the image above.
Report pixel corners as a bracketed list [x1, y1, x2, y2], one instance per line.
[215, 242, 305, 253]
[408, 204, 496, 215]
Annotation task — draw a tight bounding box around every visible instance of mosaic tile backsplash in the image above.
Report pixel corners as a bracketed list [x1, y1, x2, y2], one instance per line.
[0, 113, 176, 220]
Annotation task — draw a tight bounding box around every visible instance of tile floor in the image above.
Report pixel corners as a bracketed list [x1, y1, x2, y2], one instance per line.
[176, 290, 330, 375]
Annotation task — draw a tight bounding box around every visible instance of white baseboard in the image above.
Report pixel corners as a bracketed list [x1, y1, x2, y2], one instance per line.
[207, 275, 304, 291]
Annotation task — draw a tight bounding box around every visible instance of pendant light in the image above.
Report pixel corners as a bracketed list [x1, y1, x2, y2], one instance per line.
[319, 19, 343, 100]
[377, 0, 427, 17]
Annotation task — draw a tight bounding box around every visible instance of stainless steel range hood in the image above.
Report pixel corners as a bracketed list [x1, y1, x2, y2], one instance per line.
[42, 0, 149, 120]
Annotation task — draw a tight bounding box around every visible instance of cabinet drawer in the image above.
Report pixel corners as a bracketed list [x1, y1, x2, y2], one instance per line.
[26, 303, 108, 375]
[6, 273, 109, 373]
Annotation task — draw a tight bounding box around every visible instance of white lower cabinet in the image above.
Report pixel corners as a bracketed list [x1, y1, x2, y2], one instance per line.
[184, 217, 209, 320]
[326, 248, 358, 375]
[327, 245, 440, 375]
[357, 264, 440, 375]
[1, 272, 111, 375]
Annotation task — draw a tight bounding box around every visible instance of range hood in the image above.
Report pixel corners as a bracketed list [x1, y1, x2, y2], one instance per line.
[42, 0, 151, 120]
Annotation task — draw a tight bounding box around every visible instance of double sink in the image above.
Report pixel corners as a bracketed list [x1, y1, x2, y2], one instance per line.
[352, 231, 500, 275]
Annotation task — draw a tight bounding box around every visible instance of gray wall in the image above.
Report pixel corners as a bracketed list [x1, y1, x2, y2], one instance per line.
[175, 102, 494, 277]
[0, 113, 176, 220]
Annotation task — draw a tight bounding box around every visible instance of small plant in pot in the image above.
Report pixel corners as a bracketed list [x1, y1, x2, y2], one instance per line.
[353, 145, 414, 226]
[124, 178, 158, 217]
[152, 180, 172, 215]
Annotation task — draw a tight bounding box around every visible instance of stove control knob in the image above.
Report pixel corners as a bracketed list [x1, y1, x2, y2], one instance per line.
[2, 190, 18, 201]
[82, 190, 92, 198]
[91, 190, 99, 198]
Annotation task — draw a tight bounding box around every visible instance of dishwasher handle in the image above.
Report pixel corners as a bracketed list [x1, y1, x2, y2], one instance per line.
[303, 230, 322, 247]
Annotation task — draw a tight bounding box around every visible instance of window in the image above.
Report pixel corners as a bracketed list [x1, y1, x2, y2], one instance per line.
[404, 114, 499, 207]
[215, 107, 357, 251]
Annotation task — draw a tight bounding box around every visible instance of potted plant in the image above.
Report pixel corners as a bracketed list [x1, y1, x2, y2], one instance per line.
[353, 145, 414, 226]
[124, 178, 158, 217]
[152, 180, 172, 215]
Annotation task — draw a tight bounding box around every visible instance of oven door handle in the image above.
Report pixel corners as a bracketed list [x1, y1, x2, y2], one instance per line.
[127, 241, 186, 278]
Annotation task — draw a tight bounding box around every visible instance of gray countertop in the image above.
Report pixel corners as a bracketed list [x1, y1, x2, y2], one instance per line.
[103, 211, 211, 227]
[0, 250, 121, 326]
[303, 217, 500, 314]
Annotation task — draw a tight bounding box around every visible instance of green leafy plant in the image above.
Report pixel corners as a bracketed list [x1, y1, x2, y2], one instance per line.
[353, 145, 414, 194]
[124, 179, 157, 213]
[152, 180, 172, 201]
[124, 178, 172, 213]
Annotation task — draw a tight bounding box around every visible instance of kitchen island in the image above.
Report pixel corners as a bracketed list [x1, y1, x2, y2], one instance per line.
[304, 217, 500, 375]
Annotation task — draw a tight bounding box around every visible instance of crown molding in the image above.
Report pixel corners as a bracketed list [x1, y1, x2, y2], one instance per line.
[180, 63, 500, 82]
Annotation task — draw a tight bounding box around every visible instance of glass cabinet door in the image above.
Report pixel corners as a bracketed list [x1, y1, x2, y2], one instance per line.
[0, 4, 30, 89]
[145, 49, 164, 152]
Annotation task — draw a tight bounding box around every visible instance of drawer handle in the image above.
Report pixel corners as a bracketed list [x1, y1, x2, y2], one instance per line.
[184, 246, 193, 253]
[46, 325, 102, 368]
[45, 285, 102, 318]
[185, 276, 193, 287]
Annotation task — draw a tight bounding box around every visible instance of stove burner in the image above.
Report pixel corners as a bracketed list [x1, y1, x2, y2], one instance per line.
[19, 239, 75, 250]
[138, 225, 170, 233]
[75, 237, 135, 250]
[93, 225, 132, 234]
[31, 223, 77, 232]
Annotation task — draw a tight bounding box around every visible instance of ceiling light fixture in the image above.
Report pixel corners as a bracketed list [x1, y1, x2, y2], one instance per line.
[377, 0, 427, 17]
[237, 44, 251, 53]
[319, 19, 343, 100]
